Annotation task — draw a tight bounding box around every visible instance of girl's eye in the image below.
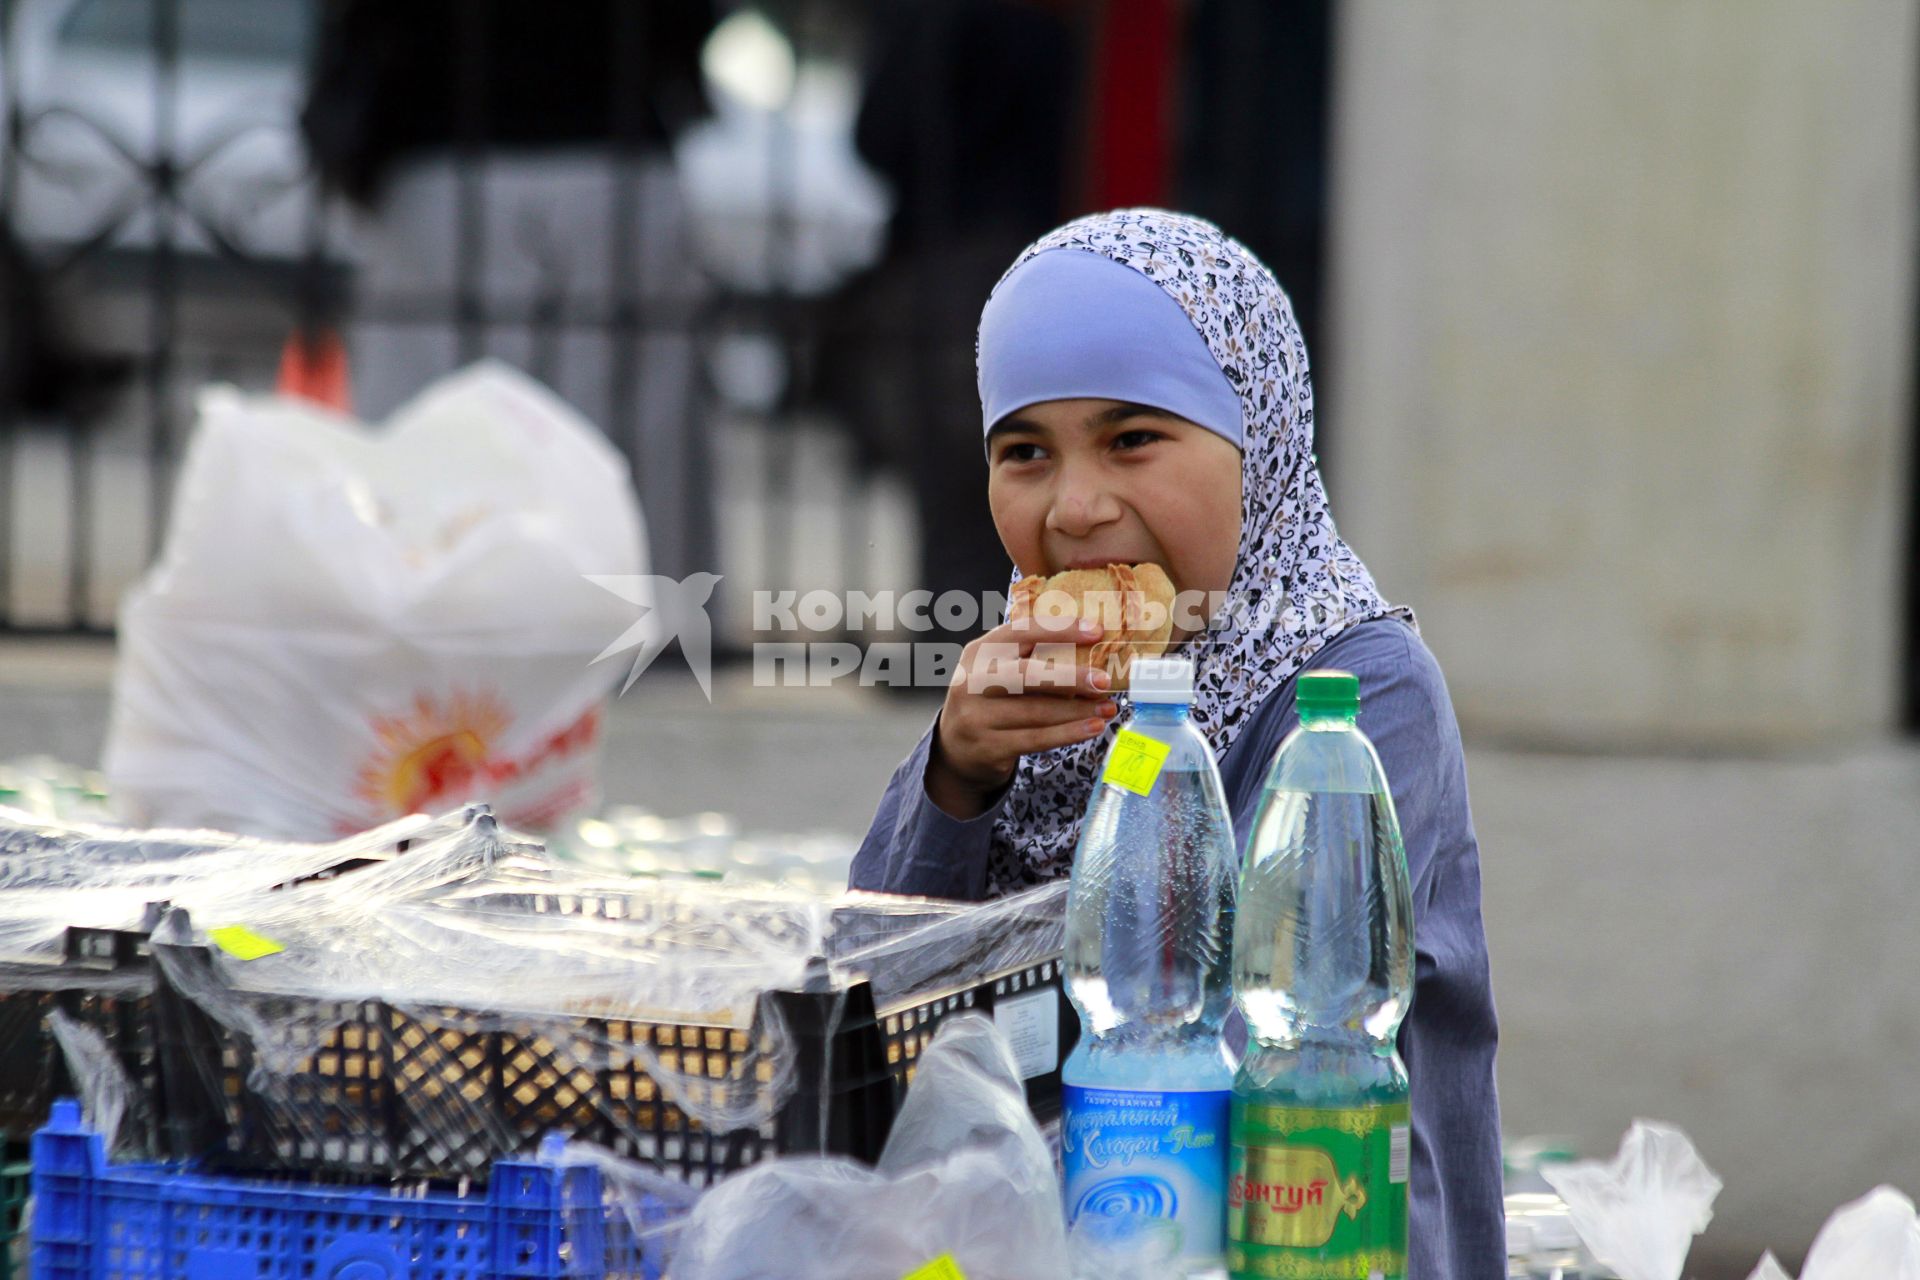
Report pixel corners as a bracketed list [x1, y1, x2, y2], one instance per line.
[999, 442, 1047, 464]
[1113, 429, 1163, 451]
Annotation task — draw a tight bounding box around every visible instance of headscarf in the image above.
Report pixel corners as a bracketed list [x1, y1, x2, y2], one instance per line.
[977, 246, 1245, 447]
[976, 208, 1418, 896]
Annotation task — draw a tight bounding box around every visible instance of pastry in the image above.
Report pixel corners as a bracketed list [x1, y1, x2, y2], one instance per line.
[1009, 562, 1176, 691]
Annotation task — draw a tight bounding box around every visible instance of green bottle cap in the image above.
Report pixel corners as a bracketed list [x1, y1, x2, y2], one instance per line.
[1297, 668, 1360, 721]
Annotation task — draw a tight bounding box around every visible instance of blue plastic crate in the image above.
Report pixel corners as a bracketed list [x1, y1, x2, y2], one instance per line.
[29, 1101, 676, 1280]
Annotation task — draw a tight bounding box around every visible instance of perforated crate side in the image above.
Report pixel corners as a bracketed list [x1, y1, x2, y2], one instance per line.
[154, 936, 782, 1187]
[28, 1100, 651, 1280]
[875, 954, 1077, 1123]
[150, 935, 1072, 1189]
[0, 1153, 28, 1280]
[0, 992, 56, 1141]
[167, 992, 419, 1178]
[149, 941, 471, 1179]
[0, 976, 160, 1149]
[503, 1016, 772, 1188]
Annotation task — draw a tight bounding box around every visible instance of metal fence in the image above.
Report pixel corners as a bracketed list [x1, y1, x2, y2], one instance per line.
[0, 0, 1332, 652]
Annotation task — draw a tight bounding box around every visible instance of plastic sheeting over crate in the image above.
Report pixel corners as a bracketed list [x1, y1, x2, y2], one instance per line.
[0, 804, 449, 962]
[0, 805, 515, 1152]
[139, 812, 1068, 1183]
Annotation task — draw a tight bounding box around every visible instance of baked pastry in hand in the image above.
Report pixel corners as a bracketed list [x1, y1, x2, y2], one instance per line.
[1009, 562, 1176, 691]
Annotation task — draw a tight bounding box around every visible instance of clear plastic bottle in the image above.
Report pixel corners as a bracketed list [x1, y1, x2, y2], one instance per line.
[1227, 669, 1416, 1280]
[1062, 658, 1239, 1272]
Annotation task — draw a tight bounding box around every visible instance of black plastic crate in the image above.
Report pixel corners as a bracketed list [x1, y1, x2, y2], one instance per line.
[0, 926, 161, 1150]
[0, 809, 481, 1155]
[0, 1147, 26, 1280]
[151, 888, 1077, 1187]
[771, 951, 1077, 1160]
[434, 883, 1079, 1159]
[0, 796, 218, 1151]
[153, 973, 776, 1186]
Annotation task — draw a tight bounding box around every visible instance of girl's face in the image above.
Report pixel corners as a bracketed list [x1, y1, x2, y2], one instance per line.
[986, 397, 1243, 642]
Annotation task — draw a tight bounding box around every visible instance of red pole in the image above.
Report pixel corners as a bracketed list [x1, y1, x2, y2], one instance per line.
[276, 328, 354, 414]
[1085, 0, 1182, 210]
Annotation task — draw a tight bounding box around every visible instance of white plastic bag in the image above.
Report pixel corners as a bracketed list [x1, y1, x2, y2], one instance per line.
[1540, 1119, 1723, 1280]
[105, 361, 649, 839]
[669, 1013, 1072, 1280]
[1746, 1187, 1920, 1280]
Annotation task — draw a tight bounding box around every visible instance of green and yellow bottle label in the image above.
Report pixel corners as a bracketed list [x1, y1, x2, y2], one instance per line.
[1227, 1098, 1410, 1280]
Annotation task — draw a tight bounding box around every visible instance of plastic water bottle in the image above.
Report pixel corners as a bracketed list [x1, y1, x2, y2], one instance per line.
[1228, 669, 1416, 1280]
[1062, 657, 1239, 1272]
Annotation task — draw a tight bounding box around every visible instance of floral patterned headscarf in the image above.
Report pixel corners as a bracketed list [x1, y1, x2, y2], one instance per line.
[980, 208, 1417, 895]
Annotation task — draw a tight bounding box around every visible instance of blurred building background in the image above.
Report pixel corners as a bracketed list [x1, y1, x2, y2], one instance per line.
[1, 0, 1916, 1272]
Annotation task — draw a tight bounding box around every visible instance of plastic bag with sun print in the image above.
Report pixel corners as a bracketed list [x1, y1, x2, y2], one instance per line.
[104, 362, 650, 840]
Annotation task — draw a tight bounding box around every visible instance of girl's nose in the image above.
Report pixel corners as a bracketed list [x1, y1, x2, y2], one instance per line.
[1045, 472, 1122, 537]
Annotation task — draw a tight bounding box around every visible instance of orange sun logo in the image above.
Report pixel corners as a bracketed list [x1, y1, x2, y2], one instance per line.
[354, 689, 512, 817]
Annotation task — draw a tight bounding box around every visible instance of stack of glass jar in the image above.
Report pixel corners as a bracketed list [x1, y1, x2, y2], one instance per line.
[556, 805, 856, 892]
[1503, 1138, 1621, 1279]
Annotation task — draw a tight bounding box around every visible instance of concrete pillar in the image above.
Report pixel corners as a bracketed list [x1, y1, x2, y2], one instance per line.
[1327, 0, 1917, 749]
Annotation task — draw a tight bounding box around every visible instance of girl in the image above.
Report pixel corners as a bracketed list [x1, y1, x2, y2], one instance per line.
[850, 209, 1502, 1277]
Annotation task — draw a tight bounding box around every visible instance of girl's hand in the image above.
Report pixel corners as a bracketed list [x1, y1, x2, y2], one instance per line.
[925, 612, 1119, 819]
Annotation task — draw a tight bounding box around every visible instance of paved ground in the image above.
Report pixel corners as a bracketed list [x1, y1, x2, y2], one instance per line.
[4, 636, 1915, 1275]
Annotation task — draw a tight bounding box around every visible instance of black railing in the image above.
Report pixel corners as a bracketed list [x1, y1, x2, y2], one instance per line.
[0, 0, 1333, 652]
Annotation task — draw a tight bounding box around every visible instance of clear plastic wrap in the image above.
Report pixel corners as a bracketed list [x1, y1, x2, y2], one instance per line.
[668, 1013, 1072, 1280]
[0, 803, 446, 962]
[0, 805, 512, 1153]
[1746, 1187, 1920, 1280]
[1540, 1119, 1723, 1280]
[559, 1138, 709, 1274]
[835, 883, 1066, 1007]
[0, 803, 236, 862]
[150, 855, 1068, 1181]
[412, 878, 1068, 1013]
[45, 1007, 152, 1158]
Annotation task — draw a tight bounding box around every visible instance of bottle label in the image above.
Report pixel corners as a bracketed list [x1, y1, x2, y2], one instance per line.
[1062, 1083, 1230, 1259]
[1227, 1099, 1411, 1280]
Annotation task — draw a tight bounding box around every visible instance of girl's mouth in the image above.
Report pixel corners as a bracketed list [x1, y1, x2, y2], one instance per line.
[1062, 556, 1150, 571]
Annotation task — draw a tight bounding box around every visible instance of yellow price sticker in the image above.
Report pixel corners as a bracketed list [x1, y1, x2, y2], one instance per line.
[1101, 728, 1172, 796]
[209, 925, 285, 962]
[900, 1255, 968, 1280]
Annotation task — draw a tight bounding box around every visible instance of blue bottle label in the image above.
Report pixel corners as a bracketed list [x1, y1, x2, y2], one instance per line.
[1062, 1083, 1231, 1260]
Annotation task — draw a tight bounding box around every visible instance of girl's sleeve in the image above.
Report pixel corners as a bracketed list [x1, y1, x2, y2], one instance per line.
[847, 715, 1007, 901]
[1350, 631, 1507, 1280]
